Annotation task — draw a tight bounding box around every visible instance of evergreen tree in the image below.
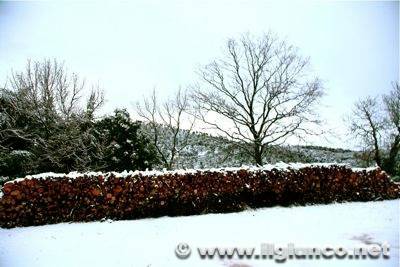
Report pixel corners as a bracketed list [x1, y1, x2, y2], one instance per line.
[94, 109, 159, 171]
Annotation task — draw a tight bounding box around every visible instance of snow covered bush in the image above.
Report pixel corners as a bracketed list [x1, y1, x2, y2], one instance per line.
[0, 164, 399, 228]
[0, 150, 36, 178]
[92, 109, 159, 171]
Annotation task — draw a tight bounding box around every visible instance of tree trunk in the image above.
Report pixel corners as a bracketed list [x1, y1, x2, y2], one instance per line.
[253, 141, 263, 166]
[382, 135, 400, 175]
[365, 111, 382, 168]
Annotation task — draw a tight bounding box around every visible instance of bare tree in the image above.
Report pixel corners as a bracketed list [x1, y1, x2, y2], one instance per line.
[349, 97, 384, 167]
[348, 82, 400, 175]
[136, 88, 195, 170]
[7, 59, 104, 122]
[192, 33, 324, 165]
[0, 59, 104, 173]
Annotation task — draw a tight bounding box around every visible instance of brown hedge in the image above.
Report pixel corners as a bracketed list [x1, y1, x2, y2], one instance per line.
[0, 165, 399, 228]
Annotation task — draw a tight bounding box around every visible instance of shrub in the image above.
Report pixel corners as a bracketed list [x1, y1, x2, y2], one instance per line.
[0, 150, 36, 177]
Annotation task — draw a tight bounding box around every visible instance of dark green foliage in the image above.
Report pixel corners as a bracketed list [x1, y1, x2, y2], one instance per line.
[0, 89, 100, 175]
[94, 109, 159, 171]
[0, 90, 36, 177]
[0, 93, 158, 176]
[0, 150, 36, 178]
[390, 175, 400, 182]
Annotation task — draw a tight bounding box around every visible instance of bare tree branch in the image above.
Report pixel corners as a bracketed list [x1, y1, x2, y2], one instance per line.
[136, 88, 196, 170]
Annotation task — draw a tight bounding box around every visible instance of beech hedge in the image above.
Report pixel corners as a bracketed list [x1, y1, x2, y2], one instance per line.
[0, 165, 399, 228]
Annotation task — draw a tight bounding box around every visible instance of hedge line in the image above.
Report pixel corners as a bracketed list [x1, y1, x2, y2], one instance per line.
[0, 165, 399, 228]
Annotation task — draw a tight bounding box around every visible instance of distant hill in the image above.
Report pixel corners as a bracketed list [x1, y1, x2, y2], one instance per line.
[150, 129, 363, 169]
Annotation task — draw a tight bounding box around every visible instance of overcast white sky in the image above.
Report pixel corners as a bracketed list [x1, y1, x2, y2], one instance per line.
[0, 0, 398, 149]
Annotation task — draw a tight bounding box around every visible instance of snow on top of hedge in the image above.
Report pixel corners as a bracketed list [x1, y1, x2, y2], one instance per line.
[2, 162, 380, 186]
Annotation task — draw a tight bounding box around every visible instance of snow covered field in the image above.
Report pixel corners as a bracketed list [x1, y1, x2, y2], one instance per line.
[0, 200, 398, 267]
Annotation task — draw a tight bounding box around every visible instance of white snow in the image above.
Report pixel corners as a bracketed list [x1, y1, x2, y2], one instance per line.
[0, 200, 398, 267]
[2, 162, 379, 186]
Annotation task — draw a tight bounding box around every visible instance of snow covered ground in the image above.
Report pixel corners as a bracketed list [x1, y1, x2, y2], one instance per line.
[0, 200, 398, 267]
